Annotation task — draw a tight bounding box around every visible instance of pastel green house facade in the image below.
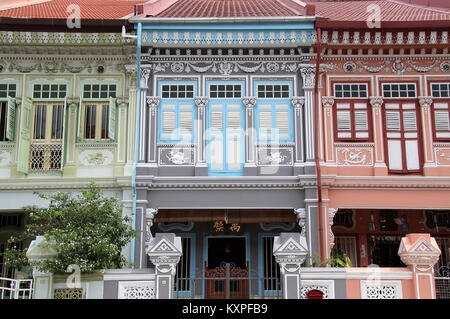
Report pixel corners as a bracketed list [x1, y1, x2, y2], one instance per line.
[0, 28, 139, 277]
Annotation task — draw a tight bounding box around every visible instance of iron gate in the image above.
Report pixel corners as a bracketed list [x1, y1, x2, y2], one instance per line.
[435, 262, 450, 299]
[173, 262, 281, 299]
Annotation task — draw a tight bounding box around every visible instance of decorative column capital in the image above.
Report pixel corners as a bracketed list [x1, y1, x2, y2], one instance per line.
[66, 97, 80, 108]
[369, 96, 384, 109]
[321, 96, 335, 109]
[418, 96, 433, 109]
[299, 66, 316, 90]
[146, 96, 160, 109]
[194, 96, 208, 108]
[291, 97, 305, 109]
[116, 96, 129, 108]
[242, 96, 257, 108]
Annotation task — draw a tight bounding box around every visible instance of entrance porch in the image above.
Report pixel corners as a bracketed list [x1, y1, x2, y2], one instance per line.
[152, 209, 300, 299]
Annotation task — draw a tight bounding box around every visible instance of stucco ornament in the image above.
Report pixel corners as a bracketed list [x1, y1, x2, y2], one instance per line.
[194, 97, 208, 108]
[392, 59, 407, 74]
[418, 97, 433, 109]
[291, 97, 305, 109]
[146, 96, 161, 109]
[242, 97, 257, 108]
[79, 150, 113, 166]
[166, 150, 187, 165]
[340, 149, 368, 165]
[265, 152, 287, 165]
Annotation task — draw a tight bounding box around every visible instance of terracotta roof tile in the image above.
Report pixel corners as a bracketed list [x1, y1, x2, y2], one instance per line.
[0, 0, 146, 19]
[306, 0, 450, 22]
[154, 0, 300, 18]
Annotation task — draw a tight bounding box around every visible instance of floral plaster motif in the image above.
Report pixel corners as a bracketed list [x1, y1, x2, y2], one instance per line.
[79, 150, 114, 166]
[436, 149, 450, 165]
[337, 148, 373, 166]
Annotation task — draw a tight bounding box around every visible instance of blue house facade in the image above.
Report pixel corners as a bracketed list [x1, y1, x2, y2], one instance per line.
[130, 1, 322, 298]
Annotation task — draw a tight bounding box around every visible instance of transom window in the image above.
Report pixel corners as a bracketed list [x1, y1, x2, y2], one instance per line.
[0, 84, 16, 98]
[83, 84, 116, 99]
[431, 83, 450, 98]
[334, 83, 368, 98]
[382, 83, 416, 98]
[257, 84, 290, 98]
[33, 84, 67, 99]
[209, 84, 242, 98]
[162, 84, 194, 98]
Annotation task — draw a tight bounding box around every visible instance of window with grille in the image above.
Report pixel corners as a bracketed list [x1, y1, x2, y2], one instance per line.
[209, 84, 242, 98]
[158, 82, 196, 143]
[0, 84, 16, 98]
[83, 84, 116, 99]
[33, 84, 67, 99]
[382, 83, 416, 98]
[334, 83, 368, 98]
[162, 84, 194, 98]
[257, 84, 290, 98]
[431, 83, 450, 98]
[334, 101, 371, 141]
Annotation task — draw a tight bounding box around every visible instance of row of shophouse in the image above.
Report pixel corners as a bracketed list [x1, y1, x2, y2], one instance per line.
[0, 0, 449, 299]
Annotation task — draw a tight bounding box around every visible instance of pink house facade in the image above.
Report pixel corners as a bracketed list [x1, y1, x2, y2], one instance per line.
[311, 0, 450, 299]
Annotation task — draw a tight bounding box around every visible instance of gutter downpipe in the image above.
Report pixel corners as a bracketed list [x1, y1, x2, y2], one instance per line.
[131, 22, 142, 269]
[313, 27, 325, 261]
